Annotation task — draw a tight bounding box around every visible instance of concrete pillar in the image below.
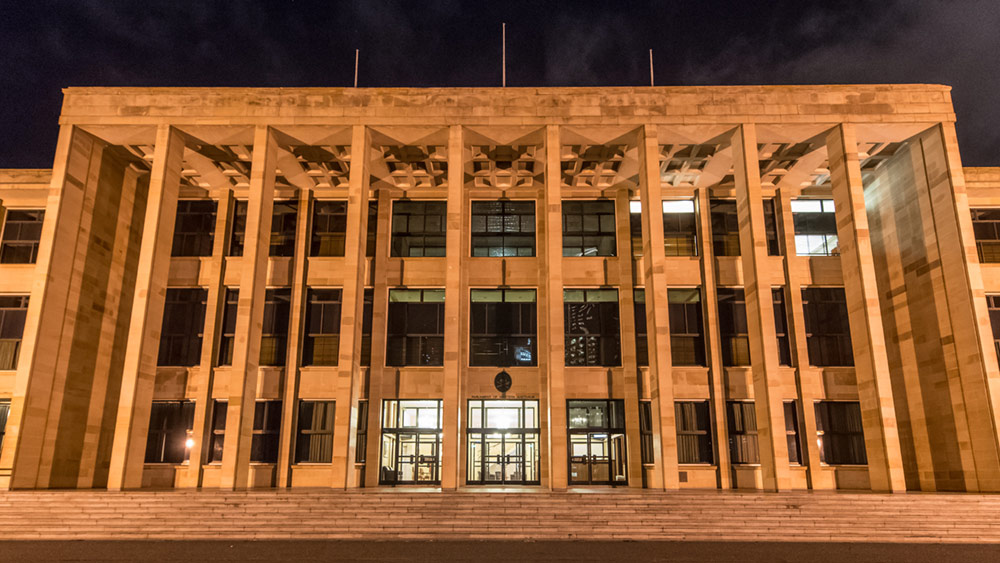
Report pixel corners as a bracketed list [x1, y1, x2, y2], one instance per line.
[637, 125, 679, 490]
[826, 123, 906, 493]
[543, 125, 568, 490]
[107, 125, 185, 490]
[441, 125, 463, 490]
[220, 126, 277, 490]
[332, 125, 371, 488]
[732, 124, 793, 491]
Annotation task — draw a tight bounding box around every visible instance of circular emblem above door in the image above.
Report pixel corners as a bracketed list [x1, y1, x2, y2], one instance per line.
[494, 370, 512, 394]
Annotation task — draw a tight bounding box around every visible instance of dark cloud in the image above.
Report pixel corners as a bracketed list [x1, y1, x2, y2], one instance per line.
[0, 0, 997, 166]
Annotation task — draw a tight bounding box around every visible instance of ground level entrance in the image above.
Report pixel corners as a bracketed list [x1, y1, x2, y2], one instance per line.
[467, 399, 540, 485]
[568, 400, 628, 486]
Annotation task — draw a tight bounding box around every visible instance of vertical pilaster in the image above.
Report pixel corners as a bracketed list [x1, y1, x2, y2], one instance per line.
[637, 125, 679, 490]
[732, 124, 792, 491]
[363, 188, 392, 488]
[826, 123, 906, 492]
[543, 125, 568, 490]
[441, 125, 463, 490]
[107, 125, 185, 490]
[220, 126, 277, 490]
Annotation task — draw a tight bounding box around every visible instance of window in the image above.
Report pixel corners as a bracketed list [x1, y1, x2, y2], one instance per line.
[229, 200, 248, 256]
[772, 288, 792, 366]
[562, 200, 616, 257]
[365, 201, 378, 258]
[563, 289, 621, 367]
[0, 399, 9, 452]
[675, 401, 713, 464]
[260, 289, 291, 366]
[792, 199, 838, 256]
[171, 200, 217, 257]
[471, 201, 535, 257]
[310, 200, 348, 256]
[355, 400, 369, 464]
[801, 287, 853, 366]
[972, 209, 1000, 263]
[295, 400, 335, 463]
[380, 399, 443, 484]
[252, 400, 282, 463]
[784, 401, 803, 465]
[763, 199, 781, 256]
[386, 288, 445, 366]
[157, 288, 207, 367]
[360, 289, 373, 367]
[0, 295, 29, 370]
[987, 295, 1000, 363]
[302, 289, 342, 366]
[391, 201, 446, 257]
[567, 399, 628, 485]
[144, 401, 195, 464]
[467, 400, 540, 485]
[668, 288, 705, 366]
[662, 200, 698, 257]
[633, 289, 648, 367]
[217, 289, 238, 366]
[470, 289, 537, 367]
[727, 401, 759, 464]
[717, 288, 750, 366]
[270, 201, 298, 257]
[208, 400, 227, 463]
[0, 209, 44, 264]
[711, 200, 740, 256]
[815, 401, 867, 465]
[629, 200, 643, 258]
[639, 400, 654, 464]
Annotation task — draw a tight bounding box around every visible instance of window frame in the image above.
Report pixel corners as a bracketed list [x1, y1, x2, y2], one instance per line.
[157, 288, 208, 367]
[674, 400, 714, 465]
[469, 288, 538, 367]
[563, 288, 622, 367]
[294, 400, 336, 464]
[0, 209, 45, 264]
[814, 400, 868, 466]
[662, 199, 698, 257]
[726, 400, 760, 465]
[561, 200, 617, 257]
[470, 200, 536, 258]
[309, 200, 349, 257]
[390, 200, 447, 257]
[171, 199, 217, 257]
[385, 288, 446, 367]
[302, 288, 343, 367]
[0, 295, 29, 371]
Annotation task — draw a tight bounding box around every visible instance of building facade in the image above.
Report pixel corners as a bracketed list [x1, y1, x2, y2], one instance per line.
[0, 85, 999, 493]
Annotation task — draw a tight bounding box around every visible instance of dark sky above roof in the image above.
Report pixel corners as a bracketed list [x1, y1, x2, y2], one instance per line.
[1, 0, 998, 167]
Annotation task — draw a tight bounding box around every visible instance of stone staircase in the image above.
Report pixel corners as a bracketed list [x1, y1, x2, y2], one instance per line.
[0, 489, 998, 542]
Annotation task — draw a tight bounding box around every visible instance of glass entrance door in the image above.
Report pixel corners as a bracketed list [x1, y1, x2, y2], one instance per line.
[467, 400, 540, 485]
[379, 399, 443, 485]
[568, 400, 628, 486]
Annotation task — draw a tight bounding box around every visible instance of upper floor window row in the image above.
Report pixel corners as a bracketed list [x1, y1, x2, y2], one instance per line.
[972, 208, 1000, 263]
[0, 210, 45, 264]
[792, 199, 838, 257]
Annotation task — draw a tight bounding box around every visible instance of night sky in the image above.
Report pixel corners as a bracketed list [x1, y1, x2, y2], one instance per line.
[1, 0, 998, 168]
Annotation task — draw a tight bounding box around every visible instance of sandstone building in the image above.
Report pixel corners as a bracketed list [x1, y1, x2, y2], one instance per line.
[0, 85, 999, 493]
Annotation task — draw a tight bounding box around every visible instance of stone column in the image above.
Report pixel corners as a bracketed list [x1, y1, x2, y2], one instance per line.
[542, 125, 568, 490]
[363, 188, 392, 488]
[732, 124, 792, 491]
[332, 125, 371, 488]
[220, 126, 277, 490]
[826, 123, 906, 493]
[440, 125, 463, 490]
[106, 125, 186, 490]
[637, 125, 679, 490]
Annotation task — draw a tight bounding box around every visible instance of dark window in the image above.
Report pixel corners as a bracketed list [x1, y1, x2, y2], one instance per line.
[0, 209, 44, 264]
[391, 201, 446, 257]
[157, 288, 207, 367]
[360, 288, 373, 366]
[792, 199, 838, 256]
[801, 287, 853, 367]
[470, 289, 537, 367]
[217, 289, 238, 366]
[310, 200, 348, 256]
[717, 288, 750, 366]
[772, 288, 792, 366]
[629, 201, 643, 258]
[785, 401, 803, 465]
[987, 295, 1000, 363]
[252, 400, 282, 463]
[303, 289, 342, 366]
[171, 200, 217, 257]
[270, 201, 298, 257]
[296, 400, 335, 463]
[634, 289, 648, 367]
[711, 200, 740, 256]
[0, 295, 29, 371]
[208, 400, 227, 463]
[763, 199, 781, 256]
[668, 288, 705, 366]
[229, 200, 248, 256]
[0, 400, 9, 452]
[386, 289, 445, 366]
[972, 209, 1000, 263]
[639, 400, 654, 464]
[144, 401, 195, 463]
[260, 289, 291, 366]
[355, 400, 369, 464]
[662, 200, 698, 257]
[815, 401, 867, 465]
[727, 401, 759, 464]
[675, 401, 713, 464]
[471, 201, 535, 257]
[564, 289, 621, 367]
[562, 200, 616, 257]
[366, 201, 378, 258]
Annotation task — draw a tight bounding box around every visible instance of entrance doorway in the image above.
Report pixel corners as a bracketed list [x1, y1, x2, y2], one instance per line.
[467, 400, 540, 485]
[568, 400, 628, 486]
[379, 399, 443, 485]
